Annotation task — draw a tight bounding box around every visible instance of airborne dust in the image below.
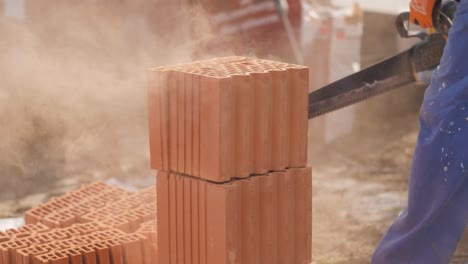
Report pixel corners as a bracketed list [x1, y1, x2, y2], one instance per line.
[0, 1, 225, 202]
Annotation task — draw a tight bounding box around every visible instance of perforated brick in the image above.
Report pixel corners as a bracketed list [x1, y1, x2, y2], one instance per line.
[149, 57, 309, 181]
[156, 168, 312, 264]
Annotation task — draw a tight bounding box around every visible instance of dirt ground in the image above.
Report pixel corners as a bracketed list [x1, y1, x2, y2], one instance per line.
[310, 103, 468, 263]
[309, 107, 417, 263]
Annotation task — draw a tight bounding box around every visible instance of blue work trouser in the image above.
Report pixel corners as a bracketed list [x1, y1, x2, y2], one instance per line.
[372, 0, 468, 263]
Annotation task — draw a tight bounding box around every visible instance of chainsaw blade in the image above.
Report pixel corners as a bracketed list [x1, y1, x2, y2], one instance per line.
[308, 75, 416, 119]
[308, 49, 416, 119]
[308, 34, 447, 119]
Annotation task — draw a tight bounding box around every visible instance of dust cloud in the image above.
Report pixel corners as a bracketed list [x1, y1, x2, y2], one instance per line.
[0, 1, 226, 200]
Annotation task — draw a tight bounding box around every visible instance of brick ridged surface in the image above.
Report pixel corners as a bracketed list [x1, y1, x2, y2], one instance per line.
[24, 182, 133, 227]
[148, 56, 309, 182]
[0, 182, 157, 264]
[156, 167, 312, 264]
[150, 57, 312, 264]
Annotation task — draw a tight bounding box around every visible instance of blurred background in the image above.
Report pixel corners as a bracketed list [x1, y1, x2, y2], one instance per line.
[2, 0, 466, 263]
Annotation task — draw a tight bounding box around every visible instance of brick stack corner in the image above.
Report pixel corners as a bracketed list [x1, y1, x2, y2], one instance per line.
[149, 56, 312, 264]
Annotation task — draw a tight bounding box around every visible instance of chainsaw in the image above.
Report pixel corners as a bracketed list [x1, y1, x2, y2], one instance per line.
[308, 0, 459, 119]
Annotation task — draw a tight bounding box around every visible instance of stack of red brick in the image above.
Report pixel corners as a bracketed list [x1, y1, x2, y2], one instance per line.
[0, 182, 157, 264]
[148, 56, 309, 181]
[149, 57, 312, 264]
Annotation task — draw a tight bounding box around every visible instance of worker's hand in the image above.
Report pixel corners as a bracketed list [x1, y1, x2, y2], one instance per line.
[410, 0, 442, 28]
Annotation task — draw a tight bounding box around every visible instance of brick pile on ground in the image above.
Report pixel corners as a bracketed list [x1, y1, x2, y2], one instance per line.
[0, 182, 157, 264]
[149, 56, 312, 264]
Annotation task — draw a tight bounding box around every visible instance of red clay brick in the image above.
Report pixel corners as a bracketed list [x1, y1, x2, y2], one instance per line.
[292, 167, 312, 264]
[42, 211, 75, 229]
[5, 228, 26, 238]
[15, 232, 31, 240]
[58, 194, 82, 207]
[182, 177, 192, 264]
[115, 234, 144, 264]
[189, 178, 199, 264]
[230, 179, 243, 264]
[207, 181, 242, 264]
[175, 175, 185, 264]
[42, 240, 74, 252]
[126, 212, 143, 232]
[101, 240, 123, 264]
[156, 172, 169, 264]
[21, 236, 47, 246]
[99, 230, 126, 241]
[48, 198, 69, 211]
[24, 213, 38, 225]
[199, 75, 235, 182]
[277, 171, 296, 264]
[251, 72, 271, 175]
[241, 177, 260, 264]
[135, 187, 157, 203]
[192, 74, 200, 178]
[136, 222, 157, 250]
[60, 227, 81, 239]
[169, 70, 178, 172]
[140, 236, 152, 264]
[232, 74, 253, 178]
[77, 201, 106, 214]
[0, 232, 11, 244]
[151, 57, 309, 180]
[185, 73, 193, 176]
[0, 238, 29, 264]
[160, 70, 170, 171]
[98, 218, 131, 234]
[34, 251, 68, 264]
[148, 69, 163, 170]
[288, 66, 309, 168]
[271, 69, 289, 171]
[133, 205, 154, 224]
[157, 168, 312, 264]
[61, 248, 82, 264]
[78, 182, 106, 196]
[198, 181, 207, 264]
[66, 207, 88, 223]
[73, 223, 103, 236]
[264, 73, 274, 173]
[16, 244, 54, 264]
[177, 71, 186, 175]
[77, 245, 97, 264]
[259, 174, 278, 263]
[64, 190, 89, 201]
[78, 211, 102, 224]
[91, 242, 110, 264]
[99, 189, 132, 204]
[168, 174, 177, 264]
[17, 224, 49, 235]
[25, 206, 55, 225]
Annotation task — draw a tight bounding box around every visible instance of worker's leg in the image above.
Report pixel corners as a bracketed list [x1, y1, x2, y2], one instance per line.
[372, 1, 468, 263]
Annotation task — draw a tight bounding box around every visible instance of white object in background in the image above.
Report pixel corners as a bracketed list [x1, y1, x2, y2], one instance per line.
[300, 0, 322, 53]
[0, 218, 24, 231]
[325, 5, 363, 143]
[4, 0, 25, 19]
[332, 0, 411, 14]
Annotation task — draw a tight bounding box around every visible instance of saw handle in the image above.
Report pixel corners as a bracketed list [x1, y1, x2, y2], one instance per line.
[396, 12, 428, 40]
[396, 0, 458, 39]
[411, 34, 447, 72]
